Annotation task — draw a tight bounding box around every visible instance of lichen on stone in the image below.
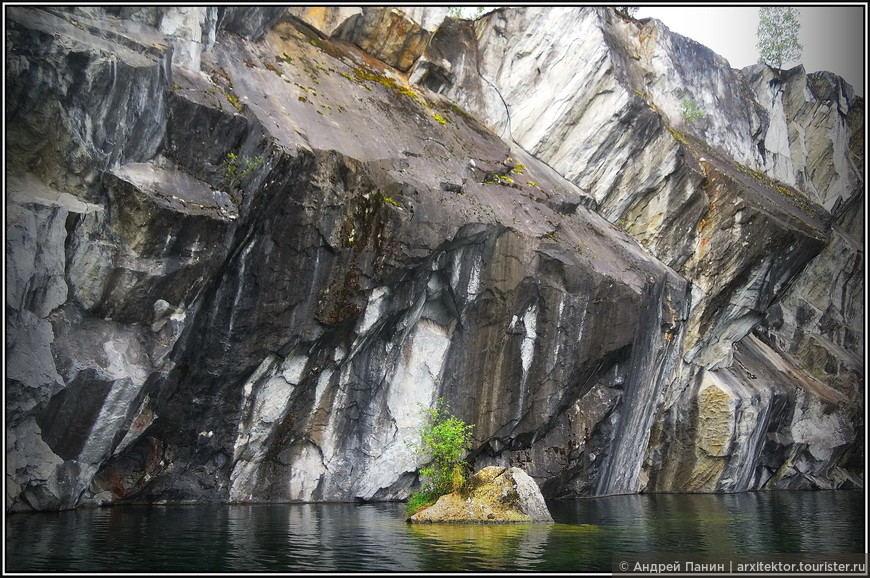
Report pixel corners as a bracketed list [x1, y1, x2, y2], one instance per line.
[408, 466, 554, 524]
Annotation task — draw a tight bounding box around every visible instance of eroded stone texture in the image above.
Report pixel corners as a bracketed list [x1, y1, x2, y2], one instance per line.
[408, 466, 554, 523]
[332, 7, 431, 72]
[405, 6, 862, 495]
[4, 6, 863, 511]
[646, 335, 860, 493]
[744, 66, 863, 212]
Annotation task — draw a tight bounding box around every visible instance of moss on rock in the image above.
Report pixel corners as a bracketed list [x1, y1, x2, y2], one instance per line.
[407, 466, 554, 524]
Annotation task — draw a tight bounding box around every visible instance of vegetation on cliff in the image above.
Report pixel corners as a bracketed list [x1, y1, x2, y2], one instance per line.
[406, 398, 474, 516]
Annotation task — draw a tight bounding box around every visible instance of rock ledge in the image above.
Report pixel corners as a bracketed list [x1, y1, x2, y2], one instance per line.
[408, 466, 555, 524]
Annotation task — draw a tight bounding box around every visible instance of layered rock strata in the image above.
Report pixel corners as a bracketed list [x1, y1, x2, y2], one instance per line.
[5, 6, 863, 512]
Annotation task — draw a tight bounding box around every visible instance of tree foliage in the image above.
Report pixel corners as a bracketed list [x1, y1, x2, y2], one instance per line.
[406, 398, 474, 516]
[447, 7, 486, 19]
[680, 97, 704, 125]
[756, 6, 803, 70]
[418, 398, 473, 494]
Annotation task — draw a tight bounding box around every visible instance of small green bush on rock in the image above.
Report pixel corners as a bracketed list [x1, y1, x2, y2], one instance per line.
[680, 97, 704, 125]
[222, 152, 263, 204]
[406, 398, 474, 516]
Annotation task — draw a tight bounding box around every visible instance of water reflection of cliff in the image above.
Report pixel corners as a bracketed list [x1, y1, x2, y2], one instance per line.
[5, 493, 863, 572]
[553, 490, 865, 554]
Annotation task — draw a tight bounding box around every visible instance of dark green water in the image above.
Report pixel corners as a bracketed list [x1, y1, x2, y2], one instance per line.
[5, 490, 865, 573]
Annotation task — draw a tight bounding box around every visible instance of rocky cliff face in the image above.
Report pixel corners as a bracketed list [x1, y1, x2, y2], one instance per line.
[5, 6, 863, 512]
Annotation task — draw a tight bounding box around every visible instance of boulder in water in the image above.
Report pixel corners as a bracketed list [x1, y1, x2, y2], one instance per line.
[407, 466, 554, 523]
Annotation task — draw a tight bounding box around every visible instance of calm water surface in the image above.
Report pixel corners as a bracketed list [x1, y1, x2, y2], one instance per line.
[5, 490, 864, 573]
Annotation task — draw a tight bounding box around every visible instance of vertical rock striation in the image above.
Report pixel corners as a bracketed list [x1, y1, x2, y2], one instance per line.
[5, 6, 862, 511]
[406, 6, 862, 495]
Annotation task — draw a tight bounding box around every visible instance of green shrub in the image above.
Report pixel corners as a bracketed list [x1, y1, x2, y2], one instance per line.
[447, 7, 485, 19]
[406, 398, 474, 516]
[405, 487, 440, 517]
[680, 97, 704, 125]
[223, 152, 263, 199]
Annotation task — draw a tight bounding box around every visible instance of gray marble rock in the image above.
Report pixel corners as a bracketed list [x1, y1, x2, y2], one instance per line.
[4, 6, 862, 512]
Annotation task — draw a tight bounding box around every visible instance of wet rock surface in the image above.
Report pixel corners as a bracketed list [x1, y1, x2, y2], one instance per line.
[5, 6, 863, 512]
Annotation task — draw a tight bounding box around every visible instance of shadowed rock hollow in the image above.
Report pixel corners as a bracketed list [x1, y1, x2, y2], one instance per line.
[5, 6, 864, 512]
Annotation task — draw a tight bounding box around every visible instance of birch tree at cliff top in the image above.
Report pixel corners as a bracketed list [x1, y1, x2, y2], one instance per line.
[756, 6, 803, 70]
